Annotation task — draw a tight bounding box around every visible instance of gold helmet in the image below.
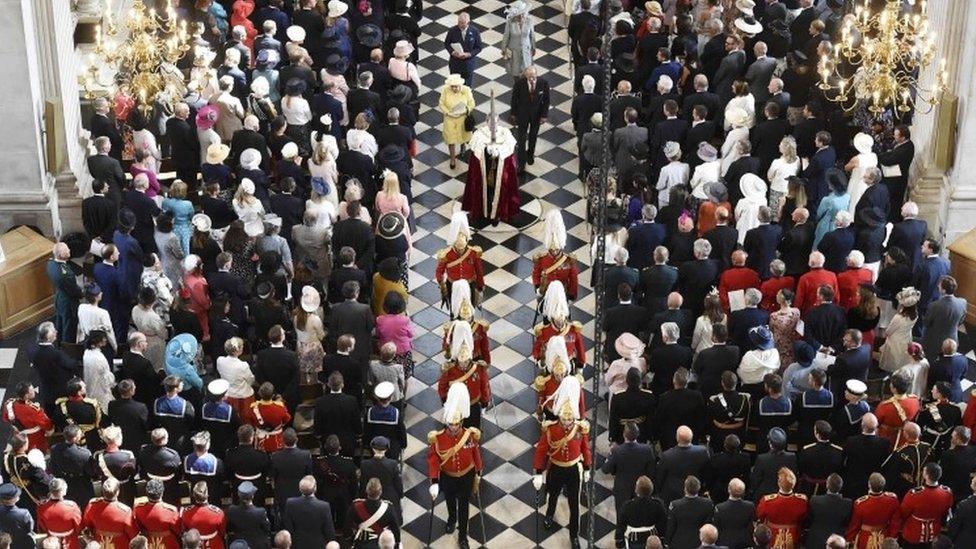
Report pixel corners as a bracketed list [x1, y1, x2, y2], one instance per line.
[553, 375, 581, 422]
[449, 320, 474, 363]
[451, 280, 474, 320]
[443, 382, 471, 425]
[546, 335, 571, 377]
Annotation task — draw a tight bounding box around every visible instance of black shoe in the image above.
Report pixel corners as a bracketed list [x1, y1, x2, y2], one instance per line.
[458, 538, 470, 549]
[570, 538, 581, 549]
[543, 517, 558, 531]
[445, 521, 456, 534]
[527, 155, 535, 165]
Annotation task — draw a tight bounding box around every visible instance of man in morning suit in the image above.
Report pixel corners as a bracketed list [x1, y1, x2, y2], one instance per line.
[510, 66, 550, 169]
[445, 12, 482, 87]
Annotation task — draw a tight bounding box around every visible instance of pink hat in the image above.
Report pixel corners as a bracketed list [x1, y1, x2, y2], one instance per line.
[614, 333, 645, 360]
[195, 105, 219, 130]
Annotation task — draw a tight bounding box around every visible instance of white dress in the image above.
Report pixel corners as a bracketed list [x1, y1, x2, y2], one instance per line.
[720, 127, 750, 176]
[656, 161, 690, 208]
[76, 303, 117, 351]
[216, 355, 255, 400]
[847, 152, 879, 214]
[768, 157, 800, 194]
[879, 313, 917, 373]
[83, 348, 115, 411]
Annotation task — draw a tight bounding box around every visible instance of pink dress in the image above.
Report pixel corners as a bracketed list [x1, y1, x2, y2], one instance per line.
[376, 313, 413, 354]
[769, 307, 800, 370]
[375, 193, 410, 218]
[130, 165, 161, 198]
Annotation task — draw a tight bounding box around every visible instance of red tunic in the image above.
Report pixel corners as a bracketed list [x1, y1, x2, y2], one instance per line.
[134, 501, 182, 549]
[899, 484, 954, 544]
[441, 320, 491, 363]
[532, 322, 586, 363]
[756, 491, 809, 549]
[2, 398, 53, 453]
[718, 267, 762, 311]
[533, 374, 587, 418]
[435, 246, 485, 291]
[37, 499, 82, 549]
[532, 251, 580, 300]
[461, 152, 520, 222]
[875, 395, 921, 446]
[837, 268, 874, 310]
[846, 492, 901, 549]
[181, 504, 226, 549]
[533, 420, 592, 471]
[427, 427, 483, 479]
[760, 276, 796, 312]
[247, 399, 291, 452]
[794, 268, 840, 316]
[81, 498, 138, 549]
[962, 390, 976, 433]
[437, 362, 491, 406]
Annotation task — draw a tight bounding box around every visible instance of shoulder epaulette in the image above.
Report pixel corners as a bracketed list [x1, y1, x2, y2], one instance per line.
[249, 401, 260, 409]
[427, 430, 439, 444]
[83, 397, 100, 406]
[884, 491, 898, 498]
[830, 443, 843, 451]
[112, 501, 132, 511]
[571, 321, 583, 329]
[270, 400, 286, 408]
[207, 504, 221, 511]
[533, 250, 544, 260]
[639, 388, 654, 394]
[802, 442, 816, 450]
[54, 397, 68, 405]
[910, 486, 924, 494]
[533, 323, 545, 336]
[441, 362, 454, 373]
[474, 360, 489, 370]
[763, 493, 778, 501]
[541, 420, 557, 429]
[533, 375, 551, 392]
[939, 485, 952, 491]
[855, 494, 870, 503]
[578, 420, 590, 434]
[467, 427, 481, 441]
[161, 502, 178, 511]
[470, 245, 482, 254]
[436, 248, 449, 261]
[796, 493, 808, 500]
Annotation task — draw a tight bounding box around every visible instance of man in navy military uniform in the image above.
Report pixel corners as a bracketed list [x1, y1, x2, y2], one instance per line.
[444, 12, 482, 87]
[0, 483, 34, 547]
[200, 379, 241, 459]
[226, 481, 272, 548]
[363, 382, 407, 461]
[49, 425, 94, 508]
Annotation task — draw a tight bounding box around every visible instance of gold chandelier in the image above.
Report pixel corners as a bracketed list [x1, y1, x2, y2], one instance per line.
[80, 0, 191, 115]
[817, 0, 948, 117]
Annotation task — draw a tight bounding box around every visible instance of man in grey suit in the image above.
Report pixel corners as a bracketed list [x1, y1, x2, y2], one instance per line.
[610, 107, 648, 174]
[714, 478, 754, 549]
[713, 34, 746, 101]
[656, 425, 710, 504]
[921, 275, 968, 359]
[601, 422, 657, 514]
[745, 41, 777, 107]
[326, 280, 375, 363]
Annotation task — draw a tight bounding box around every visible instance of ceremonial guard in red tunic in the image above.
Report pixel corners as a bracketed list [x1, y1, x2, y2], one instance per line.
[36, 478, 82, 549]
[437, 321, 491, 429]
[846, 473, 901, 549]
[134, 479, 181, 549]
[2, 382, 53, 454]
[899, 462, 954, 547]
[533, 376, 591, 549]
[427, 383, 483, 549]
[181, 481, 226, 549]
[81, 478, 138, 549]
[435, 211, 485, 307]
[532, 282, 586, 367]
[247, 383, 291, 452]
[533, 210, 579, 300]
[534, 337, 585, 421]
[756, 467, 809, 549]
[442, 280, 491, 362]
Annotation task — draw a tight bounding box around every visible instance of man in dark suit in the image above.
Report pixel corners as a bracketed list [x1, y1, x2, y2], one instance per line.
[357, 49, 393, 102]
[269, 178, 305, 247]
[651, 100, 689, 168]
[843, 413, 892, 498]
[853, 168, 891, 232]
[768, 77, 790, 116]
[888, 202, 928, 271]
[793, 101, 826, 160]
[714, 478, 754, 547]
[108, 379, 150, 452]
[878, 124, 915, 220]
[921, 276, 967, 360]
[790, 0, 818, 52]
[313, 372, 362, 455]
[331, 203, 376, 275]
[626, 205, 666, 271]
[253, 21, 283, 61]
[699, 20, 728, 84]
[221, 26, 252, 70]
[778, 208, 815, 276]
[328, 247, 368, 305]
[656, 425, 710, 504]
[573, 47, 605, 93]
[347, 72, 385, 124]
[571, 74, 604, 143]
[805, 474, 852, 549]
[635, 18, 669, 84]
[123, 178, 161, 254]
[805, 285, 847, 351]
[87, 137, 126, 209]
[200, 183, 237, 230]
[745, 42, 778, 105]
[818, 212, 856, 273]
[31, 322, 80, 414]
[713, 34, 746, 101]
[611, 108, 648, 175]
[510, 66, 550, 168]
[608, 369, 657, 444]
[665, 476, 715, 549]
[444, 12, 482, 87]
[255, 325, 300, 411]
[728, 289, 771, 352]
[322, 335, 367, 404]
[374, 108, 413, 155]
[637, 247, 678, 316]
[684, 104, 717, 168]
[226, 481, 272, 548]
[601, 422, 656, 514]
[283, 475, 335, 547]
[940, 427, 976, 505]
[914, 238, 952, 317]
[311, 81, 345, 139]
[82, 180, 118, 242]
[693, 325, 741, 399]
[682, 75, 722, 122]
[679, 243, 721, 316]
[326, 282, 375, 364]
[655, 368, 704, 448]
[209, 253, 249, 327]
[743, 207, 782, 278]
[603, 248, 640, 310]
[648, 292, 694, 348]
[603, 284, 649, 361]
[750, 102, 790, 173]
[724, 143, 763, 204]
[270, 429, 314, 513]
[229, 117, 269, 171]
[89, 97, 123, 161]
[829, 330, 871, 401]
[608, 80, 642, 131]
[166, 102, 199, 187]
[704, 208, 739, 271]
[802, 131, 837, 213]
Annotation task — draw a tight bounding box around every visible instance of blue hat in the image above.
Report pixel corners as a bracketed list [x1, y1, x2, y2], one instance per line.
[237, 481, 258, 496]
[370, 436, 390, 450]
[228, 540, 250, 549]
[748, 325, 775, 350]
[0, 484, 20, 500]
[256, 48, 280, 68]
[767, 427, 787, 446]
[794, 341, 816, 366]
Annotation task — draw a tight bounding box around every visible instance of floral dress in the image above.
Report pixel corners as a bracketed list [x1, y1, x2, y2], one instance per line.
[770, 307, 801, 371]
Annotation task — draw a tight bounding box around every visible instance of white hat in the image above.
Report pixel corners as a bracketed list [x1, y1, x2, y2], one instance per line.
[443, 382, 471, 424]
[393, 40, 414, 57]
[240, 148, 261, 170]
[663, 141, 681, 159]
[543, 210, 567, 251]
[553, 375, 582, 420]
[281, 141, 299, 160]
[543, 281, 569, 320]
[736, 0, 756, 11]
[300, 286, 321, 313]
[446, 73, 465, 87]
[191, 213, 212, 232]
[286, 25, 306, 43]
[346, 130, 365, 152]
[449, 320, 474, 361]
[726, 107, 750, 129]
[375, 381, 395, 400]
[853, 132, 874, 154]
[739, 173, 767, 199]
[243, 213, 264, 237]
[208, 378, 230, 396]
[450, 279, 474, 319]
[328, 0, 348, 17]
[545, 336, 571, 375]
[734, 16, 762, 35]
[319, 113, 333, 127]
[183, 254, 201, 272]
[264, 214, 283, 228]
[250, 75, 270, 96]
[447, 211, 471, 245]
[846, 379, 867, 396]
[239, 178, 256, 195]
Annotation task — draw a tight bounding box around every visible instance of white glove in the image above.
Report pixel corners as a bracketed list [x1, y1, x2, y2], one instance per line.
[532, 474, 544, 491]
[583, 470, 591, 483]
[429, 483, 439, 500]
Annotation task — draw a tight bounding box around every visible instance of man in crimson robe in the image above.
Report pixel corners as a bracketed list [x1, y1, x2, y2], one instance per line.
[461, 100, 520, 225]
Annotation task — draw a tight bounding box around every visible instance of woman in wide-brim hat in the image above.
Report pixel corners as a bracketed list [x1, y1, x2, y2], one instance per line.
[252, 49, 281, 104]
[294, 285, 325, 381]
[319, 55, 350, 119]
[324, 0, 353, 61]
[281, 78, 313, 158]
[375, 211, 411, 286]
[879, 286, 922, 373]
[845, 132, 879, 215]
[439, 73, 475, 169]
[389, 39, 421, 117]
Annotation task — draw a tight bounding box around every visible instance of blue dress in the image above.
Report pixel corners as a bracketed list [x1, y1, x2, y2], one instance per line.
[92, 262, 127, 341]
[326, 18, 352, 61]
[162, 197, 195, 255]
[813, 192, 851, 249]
[165, 333, 203, 392]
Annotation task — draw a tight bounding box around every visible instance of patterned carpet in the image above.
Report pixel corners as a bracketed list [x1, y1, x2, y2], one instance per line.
[399, 0, 618, 546]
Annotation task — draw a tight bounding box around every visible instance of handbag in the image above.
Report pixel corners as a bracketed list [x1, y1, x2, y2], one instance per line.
[464, 111, 476, 132]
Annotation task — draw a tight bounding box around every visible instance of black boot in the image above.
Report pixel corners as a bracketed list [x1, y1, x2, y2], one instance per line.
[543, 516, 558, 531]
[458, 537, 470, 549]
[445, 519, 456, 534]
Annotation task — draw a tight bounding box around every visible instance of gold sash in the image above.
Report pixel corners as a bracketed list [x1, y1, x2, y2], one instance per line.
[548, 424, 579, 455]
[446, 248, 473, 270]
[436, 429, 472, 465]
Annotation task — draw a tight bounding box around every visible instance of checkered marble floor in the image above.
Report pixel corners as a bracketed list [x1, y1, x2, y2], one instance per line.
[401, 0, 618, 547]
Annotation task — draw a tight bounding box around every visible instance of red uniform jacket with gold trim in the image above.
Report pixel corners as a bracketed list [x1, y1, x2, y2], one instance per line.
[37, 499, 82, 549]
[875, 395, 921, 446]
[435, 246, 485, 290]
[845, 492, 901, 549]
[899, 484, 953, 544]
[437, 361, 491, 405]
[533, 420, 592, 471]
[81, 498, 138, 549]
[532, 322, 586, 363]
[246, 399, 291, 453]
[180, 504, 226, 549]
[3, 398, 53, 453]
[134, 501, 182, 549]
[756, 491, 808, 549]
[533, 374, 587, 417]
[427, 427, 483, 479]
[532, 251, 579, 299]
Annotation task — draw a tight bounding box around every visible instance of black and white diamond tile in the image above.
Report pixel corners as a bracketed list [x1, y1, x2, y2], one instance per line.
[402, 0, 617, 546]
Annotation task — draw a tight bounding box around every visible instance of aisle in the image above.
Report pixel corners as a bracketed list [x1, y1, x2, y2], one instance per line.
[399, 0, 618, 546]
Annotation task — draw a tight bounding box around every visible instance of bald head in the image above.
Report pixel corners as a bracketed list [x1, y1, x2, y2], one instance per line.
[861, 412, 878, 434]
[667, 292, 683, 309]
[808, 251, 825, 268]
[52, 242, 71, 261]
[731, 250, 747, 266]
[699, 525, 718, 545]
[903, 422, 920, 442]
[676, 426, 693, 445]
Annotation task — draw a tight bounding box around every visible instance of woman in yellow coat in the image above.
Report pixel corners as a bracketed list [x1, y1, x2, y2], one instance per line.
[439, 73, 476, 169]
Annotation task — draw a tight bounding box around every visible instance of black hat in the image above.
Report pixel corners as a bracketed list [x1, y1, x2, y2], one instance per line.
[284, 77, 307, 96]
[377, 256, 403, 281]
[0, 484, 20, 501]
[370, 436, 390, 450]
[388, 84, 413, 103]
[256, 281, 274, 299]
[794, 340, 816, 366]
[325, 53, 348, 75]
[356, 23, 383, 48]
[377, 144, 406, 165]
[767, 427, 787, 446]
[766, 2, 788, 22]
[377, 211, 407, 240]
